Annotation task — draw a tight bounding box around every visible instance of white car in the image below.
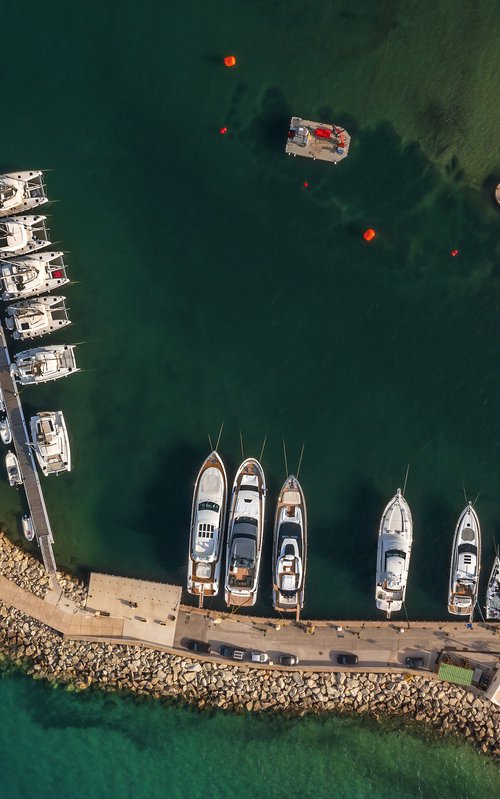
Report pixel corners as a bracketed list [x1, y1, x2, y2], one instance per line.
[250, 651, 270, 663]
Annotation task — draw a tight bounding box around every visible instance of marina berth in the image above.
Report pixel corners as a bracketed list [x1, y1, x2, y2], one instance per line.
[375, 489, 413, 618]
[0, 171, 47, 217]
[0, 215, 50, 256]
[448, 503, 481, 618]
[225, 458, 266, 607]
[272, 474, 307, 617]
[10, 344, 79, 385]
[5, 450, 22, 487]
[285, 116, 351, 163]
[29, 410, 71, 476]
[5, 295, 70, 340]
[187, 451, 228, 603]
[0, 251, 68, 300]
[485, 548, 499, 620]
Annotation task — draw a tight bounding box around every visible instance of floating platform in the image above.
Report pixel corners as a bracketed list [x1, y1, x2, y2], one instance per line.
[285, 117, 351, 163]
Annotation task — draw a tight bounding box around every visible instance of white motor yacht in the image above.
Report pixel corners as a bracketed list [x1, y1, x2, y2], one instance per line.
[375, 489, 413, 617]
[5, 295, 70, 340]
[485, 549, 500, 620]
[10, 344, 79, 385]
[0, 252, 68, 300]
[0, 416, 12, 445]
[0, 215, 50, 256]
[0, 171, 47, 217]
[5, 451, 22, 487]
[272, 475, 307, 617]
[448, 503, 481, 618]
[225, 458, 266, 607]
[30, 411, 71, 476]
[187, 451, 228, 603]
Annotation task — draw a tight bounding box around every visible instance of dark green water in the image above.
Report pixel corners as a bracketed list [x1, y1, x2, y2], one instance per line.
[1, 0, 500, 794]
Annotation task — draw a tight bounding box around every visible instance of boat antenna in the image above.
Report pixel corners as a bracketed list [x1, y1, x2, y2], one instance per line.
[462, 481, 468, 504]
[259, 433, 267, 463]
[282, 438, 289, 478]
[402, 463, 410, 496]
[207, 432, 213, 450]
[239, 430, 245, 460]
[472, 491, 481, 507]
[215, 421, 224, 452]
[296, 442, 305, 479]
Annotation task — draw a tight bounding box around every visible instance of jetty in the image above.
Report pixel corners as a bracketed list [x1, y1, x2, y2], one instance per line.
[0, 321, 56, 573]
[285, 117, 351, 163]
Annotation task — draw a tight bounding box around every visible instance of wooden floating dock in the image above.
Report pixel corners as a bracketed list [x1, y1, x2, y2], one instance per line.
[0, 322, 56, 573]
[285, 116, 351, 163]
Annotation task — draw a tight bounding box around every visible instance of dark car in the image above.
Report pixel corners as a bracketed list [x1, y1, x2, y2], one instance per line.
[405, 656, 425, 669]
[185, 639, 211, 654]
[336, 653, 358, 665]
[279, 654, 299, 666]
[219, 645, 245, 660]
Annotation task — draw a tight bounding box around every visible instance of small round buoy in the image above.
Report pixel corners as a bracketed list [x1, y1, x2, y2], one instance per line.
[219, 127, 228, 135]
[224, 55, 237, 67]
[303, 181, 309, 188]
[363, 228, 376, 241]
[450, 249, 459, 257]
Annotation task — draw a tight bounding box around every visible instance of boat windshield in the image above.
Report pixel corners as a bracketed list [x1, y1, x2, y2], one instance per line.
[198, 500, 219, 512]
[385, 549, 406, 561]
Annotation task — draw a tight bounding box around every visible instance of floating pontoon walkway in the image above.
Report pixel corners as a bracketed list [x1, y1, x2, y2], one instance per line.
[0, 322, 56, 573]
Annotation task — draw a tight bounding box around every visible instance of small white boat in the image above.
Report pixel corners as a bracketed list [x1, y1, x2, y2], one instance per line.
[485, 548, 500, 621]
[224, 458, 266, 607]
[0, 171, 47, 217]
[272, 475, 307, 616]
[5, 295, 70, 340]
[187, 451, 228, 602]
[5, 451, 22, 487]
[22, 514, 35, 542]
[375, 489, 413, 618]
[0, 215, 50, 256]
[448, 503, 481, 618]
[11, 344, 79, 385]
[0, 388, 5, 414]
[30, 410, 71, 476]
[0, 252, 69, 300]
[0, 416, 12, 445]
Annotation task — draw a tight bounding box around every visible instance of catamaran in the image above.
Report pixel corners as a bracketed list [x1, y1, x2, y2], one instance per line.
[485, 548, 499, 620]
[5, 451, 22, 487]
[11, 344, 79, 385]
[5, 296, 70, 340]
[187, 451, 228, 604]
[225, 458, 266, 607]
[0, 171, 47, 217]
[0, 216, 50, 256]
[30, 411, 71, 476]
[272, 474, 307, 617]
[448, 503, 481, 618]
[375, 489, 413, 617]
[0, 251, 69, 300]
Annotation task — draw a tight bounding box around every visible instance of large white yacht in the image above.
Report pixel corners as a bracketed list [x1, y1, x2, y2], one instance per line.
[0, 215, 50, 256]
[272, 475, 307, 616]
[5, 296, 70, 340]
[485, 548, 500, 620]
[0, 171, 47, 217]
[0, 252, 68, 300]
[187, 451, 228, 603]
[11, 344, 79, 385]
[224, 458, 266, 607]
[448, 503, 481, 618]
[375, 489, 413, 617]
[29, 411, 71, 476]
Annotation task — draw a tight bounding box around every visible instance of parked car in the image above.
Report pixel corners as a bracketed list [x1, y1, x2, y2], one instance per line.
[250, 651, 270, 664]
[185, 639, 211, 654]
[279, 654, 299, 666]
[336, 653, 358, 665]
[405, 656, 425, 669]
[219, 645, 245, 660]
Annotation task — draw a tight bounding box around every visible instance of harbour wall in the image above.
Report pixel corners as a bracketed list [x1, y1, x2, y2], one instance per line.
[0, 532, 499, 758]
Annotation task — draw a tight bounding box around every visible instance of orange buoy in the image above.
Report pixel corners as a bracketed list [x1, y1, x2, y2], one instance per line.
[219, 126, 228, 135]
[363, 228, 376, 241]
[224, 55, 237, 67]
[450, 249, 459, 257]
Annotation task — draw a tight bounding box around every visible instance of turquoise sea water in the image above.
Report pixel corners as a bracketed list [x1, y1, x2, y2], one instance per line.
[1, 0, 500, 795]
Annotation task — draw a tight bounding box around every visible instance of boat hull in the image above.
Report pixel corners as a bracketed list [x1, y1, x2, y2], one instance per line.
[375, 489, 413, 617]
[485, 553, 500, 621]
[448, 503, 481, 617]
[0, 171, 47, 217]
[272, 475, 307, 614]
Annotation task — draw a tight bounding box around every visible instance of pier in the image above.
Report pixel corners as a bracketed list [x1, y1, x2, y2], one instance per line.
[0, 322, 56, 573]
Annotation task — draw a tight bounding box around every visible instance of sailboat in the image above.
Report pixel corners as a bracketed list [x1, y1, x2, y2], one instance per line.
[485, 547, 500, 621]
[375, 489, 413, 618]
[448, 503, 481, 618]
[272, 475, 307, 617]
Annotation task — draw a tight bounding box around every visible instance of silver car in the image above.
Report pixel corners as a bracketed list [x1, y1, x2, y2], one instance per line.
[250, 651, 270, 663]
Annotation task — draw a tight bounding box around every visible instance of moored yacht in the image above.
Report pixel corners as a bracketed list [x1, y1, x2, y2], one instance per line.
[11, 344, 79, 385]
[22, 514, 35, 542]
[485, 548, 499, 621]
[225, 458, 266, 607]
[375, 489, 413, 617]
[272, 475, 307, 617]
[5, 295, 70, 340]
[29, 411, 71, 476]
[0, 215, 50, 256]
[0, 252, 68, 300]
[0, 171, 47, 217]
[448, 503, 481, 618]
[5, 451, 22, 487]
[187, 451, 228, 603]
[0, 416, 12, 445]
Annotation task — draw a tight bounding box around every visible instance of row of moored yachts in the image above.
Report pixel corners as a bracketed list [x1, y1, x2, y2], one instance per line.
[0, 171, 80, 489]
[188, 452, 500, 621]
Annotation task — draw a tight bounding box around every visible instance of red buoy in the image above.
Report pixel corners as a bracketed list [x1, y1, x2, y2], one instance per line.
[363, 228, 376, 241]
[450, 249, 459, 257]
[303, 181, 309, 188]
[219, 127, 228, 135]
[224, 55, 237, 67]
